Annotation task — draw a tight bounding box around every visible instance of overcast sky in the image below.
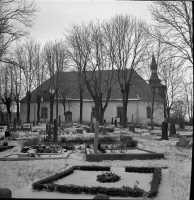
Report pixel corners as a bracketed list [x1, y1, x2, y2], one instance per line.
[30, 0, 154, 45]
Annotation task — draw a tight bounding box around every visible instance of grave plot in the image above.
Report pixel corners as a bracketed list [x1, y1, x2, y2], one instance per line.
[85, 135, 164, 162]
[32, 165, 162, 198]
[0, 152, 71, 161]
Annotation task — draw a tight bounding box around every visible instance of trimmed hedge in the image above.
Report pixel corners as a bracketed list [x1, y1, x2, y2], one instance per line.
[125, 167, 162, 198]
[147, 168, 162, 198]
[32, 165, 161, 198]
[60, 136, 118, 144]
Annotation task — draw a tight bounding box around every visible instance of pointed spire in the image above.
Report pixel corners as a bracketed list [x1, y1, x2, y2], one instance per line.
[150, 54, 158, 71]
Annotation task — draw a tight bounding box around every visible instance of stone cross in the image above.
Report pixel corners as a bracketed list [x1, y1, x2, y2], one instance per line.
[94, 121, 99, 153]
[53, 119, 58, 143]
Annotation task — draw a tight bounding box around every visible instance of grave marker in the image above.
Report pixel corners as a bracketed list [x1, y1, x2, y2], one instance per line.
[111, 117, 113, 125]
[115, 119, 117, 127]
[177, 136, 189, 147]
[169, 123, 176, 136]
[161, 121, 168, 140]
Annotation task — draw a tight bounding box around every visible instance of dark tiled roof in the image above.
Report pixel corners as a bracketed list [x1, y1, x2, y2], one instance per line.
[20, 70, 163, 103]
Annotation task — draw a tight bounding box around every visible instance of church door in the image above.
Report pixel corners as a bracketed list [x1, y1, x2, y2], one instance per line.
[65, 111, 72, 122]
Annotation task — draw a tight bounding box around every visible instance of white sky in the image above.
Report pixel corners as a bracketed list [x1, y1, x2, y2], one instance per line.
[30, 0, 154, 45]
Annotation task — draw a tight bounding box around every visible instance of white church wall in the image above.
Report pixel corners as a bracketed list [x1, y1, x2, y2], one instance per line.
[20, 99, 164, 125]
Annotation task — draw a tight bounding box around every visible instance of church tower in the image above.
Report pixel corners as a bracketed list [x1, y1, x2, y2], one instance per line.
[149, 54, 161, 88]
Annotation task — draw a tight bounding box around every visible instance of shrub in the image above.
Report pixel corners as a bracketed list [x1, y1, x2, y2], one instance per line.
[120, 135, 133, 143]
[62, 144, 75, 150]
[96, 172, 121, 183]
[3, 141, 8, 146]
[22, 137, 40, 147]
[126, 140, 138, 148]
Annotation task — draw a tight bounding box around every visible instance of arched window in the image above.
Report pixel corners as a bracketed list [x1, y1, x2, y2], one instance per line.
[41, 107, 48, 118]
[147, 106, 151, 118]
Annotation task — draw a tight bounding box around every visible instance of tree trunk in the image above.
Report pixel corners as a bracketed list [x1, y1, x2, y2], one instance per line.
[56, 90, 58, 121]
[16, 99, 20, 124]
[50, 95, 54, 123]
[166, 107, 170, 123]
[37, 95, 41, 123]
[26, 91, 31, 123]
[79, 88, 83, 124]
[6, 104, 11, 123]
[122, 88, 129, 128]
[94, 100, 100, 123]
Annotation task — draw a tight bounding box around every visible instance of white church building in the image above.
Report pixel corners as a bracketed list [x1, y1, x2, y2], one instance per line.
[20, 55, 165, 125]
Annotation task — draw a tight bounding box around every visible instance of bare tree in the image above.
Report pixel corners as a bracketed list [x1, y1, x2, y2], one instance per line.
[43, 40, 68, 122]
[149, 1, 193, 65]
[15, 39, 39, 122]
[109, 14, 151, 127]
[0, 0, 39, 63]
[182, 76, 193, 125]
[0, 64, 14, 123]
[65, 24, 89, 124]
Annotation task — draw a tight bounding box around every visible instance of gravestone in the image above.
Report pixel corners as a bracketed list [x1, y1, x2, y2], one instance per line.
[114, 119, 118, 127]
[104, 119, 106, 124]
[13, 118, 16, 131]
[169, 123, 176, 136]
[161, 121, 168, 140]
[53, 119, 58, 143]
[94, 121, 99, 153]
[111, 117, 113, 125]
[48, 125, 51, 139]
[177, 136, 189, 147]
[0, 188, 12, 198]
[93, 193, 109, 199]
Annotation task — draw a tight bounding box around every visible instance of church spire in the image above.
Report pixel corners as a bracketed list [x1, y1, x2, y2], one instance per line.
[149, 54, 161, 86]
[150, 54, 158, 71]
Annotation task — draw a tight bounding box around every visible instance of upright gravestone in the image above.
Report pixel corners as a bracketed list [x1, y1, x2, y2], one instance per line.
[161, 121, 168, 140]
[0, 188, 12, 198]
[13, 118, 16, 132]
[177, 136, 189, 147]
[115, 119, 118, 127]
[169, 123, 176, 136]
[104, 119, 106, 124]
[48, 125, 51, 139]
[53, 119, 58, 143]
[58, 115, 61, 127]
[94, 121, 99, 154]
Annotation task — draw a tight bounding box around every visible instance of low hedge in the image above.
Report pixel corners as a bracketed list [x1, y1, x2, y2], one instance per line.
[147, 168, 162, 198]
[125, 166, 162, 198]
[32, 165, 161, 198]
[60, 136, 118, 144]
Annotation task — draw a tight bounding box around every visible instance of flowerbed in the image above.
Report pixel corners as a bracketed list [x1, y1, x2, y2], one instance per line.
[32, 165, 162, 198]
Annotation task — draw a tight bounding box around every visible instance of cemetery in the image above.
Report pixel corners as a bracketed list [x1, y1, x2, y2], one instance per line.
[0, 119, 192, 199]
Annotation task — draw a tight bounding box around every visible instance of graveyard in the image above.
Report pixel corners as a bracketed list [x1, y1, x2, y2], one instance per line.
[0, 121, 192, 199]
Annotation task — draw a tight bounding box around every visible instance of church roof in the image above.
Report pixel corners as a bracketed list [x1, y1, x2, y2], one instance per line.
[20, 70, 163, 103]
